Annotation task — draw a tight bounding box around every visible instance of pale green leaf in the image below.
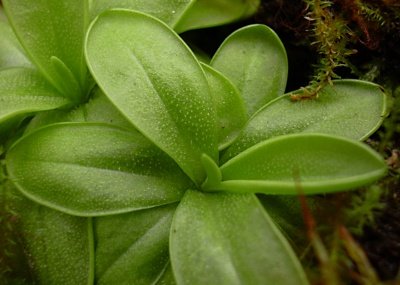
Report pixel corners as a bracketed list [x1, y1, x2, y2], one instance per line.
[170, 190, 309, 285]
[49, 56, 82, 103]
[76, 88, 138, 129]
[25, 87, 135, 133]
[3, 0, 89, 99]
[95, 204, 176, 285]
[89, 0, 191, 27]
[8, 185, 94, 285]
[218, 134, 387, 195]
[173, 0, 260, 33]
[0, 67, 69, 127]
[6, 123, 191, 216]
[0, 8, 31, 68]
[222, 80, 388, 162]
[202, 63, 247, 149]
[211, 24, 288, 116]
[91, 0, 260, 33]
[85, 9, 218, 185]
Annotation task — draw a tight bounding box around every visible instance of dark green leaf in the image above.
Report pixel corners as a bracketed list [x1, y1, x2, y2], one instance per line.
[3, 0, 89, 99]
[170, 190, 309, 285]
[259, 195, 315, 249]
[8, 185, 94, 285]
[85, 10, 218, 185]
[95, 204, 176, 285]
[192, 46, 211, 64]
[222, 80, 388, 162]
[6, 123, 191, 216]
[173, 0, 260, 33]
[211, 24, 288, 116]
[155, 263, 176, 285]
[0, 180, 35, 283]
[219, 134, 387, 195]
[202, 63, 247, 149]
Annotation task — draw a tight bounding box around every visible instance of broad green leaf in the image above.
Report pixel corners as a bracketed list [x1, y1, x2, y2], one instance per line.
[202, 63, 247, 149]
[89, 0, 191, 27]
[95, 204, 176, 285]
[25, 88, 135, 133]
[90, 0, 260, 33]
[75, 88, 136, 129]
[170, 190, 309, 285]
[85, 10, 218, 185]
[6, 123, 191, 216]
[7, 184, 93, 285]
[0, 8, 31, 68]
[173, 0, 260, 33]
[3, 0, 89, 100]
[218, 134, 387, 195]
[211, 24, 288, 116]
[0, 68, 69, 128]
[222, 80, 388, 162]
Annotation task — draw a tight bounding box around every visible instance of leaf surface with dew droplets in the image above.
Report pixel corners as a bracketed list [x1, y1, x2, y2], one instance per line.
[85, 10, 218, 185]
[6, 123, 192, 216]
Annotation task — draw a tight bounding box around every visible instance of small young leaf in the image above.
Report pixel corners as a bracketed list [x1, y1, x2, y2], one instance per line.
[6, 123, 191, 216]
[211, 24, 288, 116]
[89, 0, 191, 27]
[0, 67, 69, 127]
[173, 0, 260, 33]
[49, 56, 83, 104]
[95, 204, 176, 284]
[219, 134, 387, 195]
[170, 190, 309, 285]
[3, 0, 89, 98]
[222, 80, 388, 162]
[8, 186, 94, 285]
[201, 153, 222, 191]
[85, 9, 218, 185]
[0, 8, 31, 68]
[201, 63, 247, 149]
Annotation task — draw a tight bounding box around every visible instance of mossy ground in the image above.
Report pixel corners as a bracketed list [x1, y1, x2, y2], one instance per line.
[255, 0, 400, 283]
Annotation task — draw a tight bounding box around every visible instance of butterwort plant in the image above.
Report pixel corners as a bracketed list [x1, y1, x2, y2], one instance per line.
[2, 8, 388, 284]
